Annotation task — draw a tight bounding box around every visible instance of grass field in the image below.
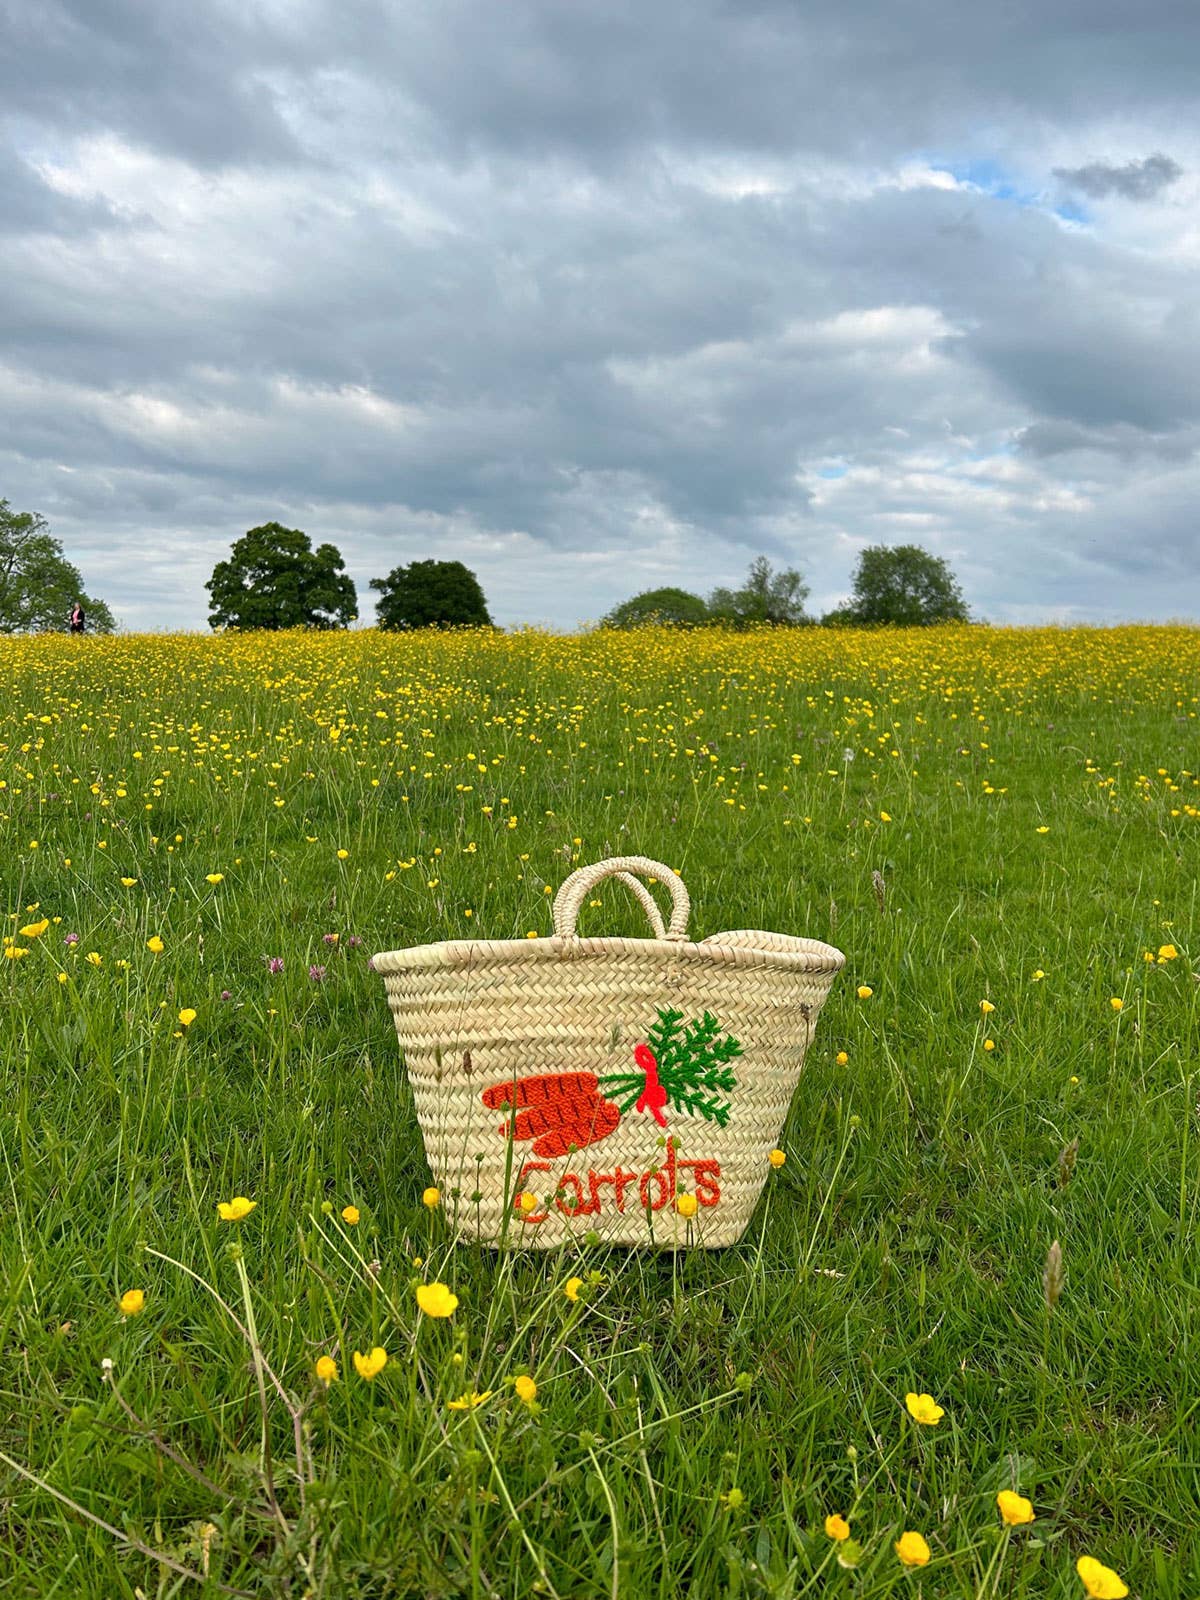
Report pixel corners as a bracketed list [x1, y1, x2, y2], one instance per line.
[1, 623, 1198, 1599]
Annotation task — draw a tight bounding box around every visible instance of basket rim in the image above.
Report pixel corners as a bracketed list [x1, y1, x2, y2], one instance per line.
[371, 930, 846, 975]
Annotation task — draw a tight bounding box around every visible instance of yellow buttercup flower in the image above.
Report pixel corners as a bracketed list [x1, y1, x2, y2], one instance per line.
[983, 1038, 996, 1052]
[3, 947, 27, 960]
[517, 1190, 538, 1214]
[895, 1531, 930, 1567]
[119, 1288, 145, 1317]
[857, 985, 873, 999]
[564, 1276, 584, 1302]
[422, 1186, 440, 1209]
[337, 849, 349, 860]
[514, 1374, 537, 1404]
[205, 873, 224, 885]
[19, 919, 49, 938]
[448, 1389, 492, 1410]
[178, 1007, 197, 1027]
[353, 1347, 388, 1380]
[217, 1196, 256, 1222]
[1157, 944, 1178, 962]
[905, 1391, 944, 1425]
[86, 951, 102, 966]
[824, 1513, 850, 1541]
[341, 1205, 360, 1225]
[120, 877, 137, 887]
[146, 935, 164, 953]
[979, 999, 995, 1014]
[835, 1050, 849, 1065]
[315, 1354, 338, 1385]
[768, 1148, 786, 1168]
[1076, 1556, 1128, 1599]
[996, 1490, 1035, 1526]
[675, 1192, 698, 1218]
[415, 1281, 458, 1318]
[1110, 997, 1123, 1011]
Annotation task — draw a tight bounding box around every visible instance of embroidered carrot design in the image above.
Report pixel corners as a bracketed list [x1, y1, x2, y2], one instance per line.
[601, 1008, 742, 1128]
[481, 1072, 621, 1158]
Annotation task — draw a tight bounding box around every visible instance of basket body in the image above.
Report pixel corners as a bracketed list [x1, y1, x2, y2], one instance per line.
[374, 859, 844, 1248]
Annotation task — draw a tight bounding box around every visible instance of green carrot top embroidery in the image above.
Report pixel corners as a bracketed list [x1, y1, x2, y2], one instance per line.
[600, 1007, 742, 1128]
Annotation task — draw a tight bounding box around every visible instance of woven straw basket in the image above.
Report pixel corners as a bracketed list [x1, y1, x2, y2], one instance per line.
[374, 856, 845, 1248]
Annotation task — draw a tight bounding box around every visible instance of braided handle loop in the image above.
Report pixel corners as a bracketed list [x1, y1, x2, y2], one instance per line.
[553, 856, 690, 941]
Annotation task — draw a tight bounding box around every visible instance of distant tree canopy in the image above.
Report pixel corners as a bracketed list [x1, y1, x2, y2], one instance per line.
[371, 560, 492, 630]
[602, 586, 710, 628]
[824, 544, 969, 627]
[0, 499, 115, 634]
[708, 556, 810, 627]
[206, 524, 357, 630]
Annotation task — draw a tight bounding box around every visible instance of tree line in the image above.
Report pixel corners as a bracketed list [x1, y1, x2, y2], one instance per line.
[604, 547, 969, 629]
[1, 498, 969, 633]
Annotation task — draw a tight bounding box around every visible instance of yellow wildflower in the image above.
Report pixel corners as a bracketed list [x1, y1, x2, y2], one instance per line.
[3, 947, 27, 960]
[825, 1513, 851, 1541]
[979, 999, 995, 1014]
[337, 849, 349, 860]
[514, 1374, 537, 1404]
[996, 1490, 1035, 1526]
[353, 1347, 388, 1380]
[983, 1037, 996, 1051]
[517, 1190, 538, 1214]
[341, 1205, 360, 1225]
[217, 1196, 256, 1222]
[675, 1192, 698, 1218]
[1076, 1557, 1128, 1599]
[857, 985, 873, 999]
[768, 1148, 786, 1168]
[835, 1051, 849, 1065]
[1110, 997, 1123, 1011]
[564, 1276, 584, 1303]
[415, 1281, 458, 1318]
[146, 935, 164, 953]
[448, 1389, 492, 1410]
[19, 919, 49, 938]
[118, 1289, 145, 1317]
[178, 1007, 197, 1027]
[120, 877, 137, 887]
[1158, 944, 1178, 962]
[895, 1531, 930, 1567]
[905, 1391, 944, 1425]
[205, 873, 224, 885]
[316, 1355, 338, 1385]
[86, 951, 102, 966]
[422, 1186, 441, 1209]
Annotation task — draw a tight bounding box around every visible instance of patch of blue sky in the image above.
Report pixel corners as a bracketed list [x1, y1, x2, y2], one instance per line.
[816, 464, 848, 479]
[919, 155, 1090, 224]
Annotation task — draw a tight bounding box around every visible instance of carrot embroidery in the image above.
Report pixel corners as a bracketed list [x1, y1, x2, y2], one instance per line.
[481, 1007, 742, 1157]
[481, 1072, 621, 1158]
[601, 1008, 741, 1127]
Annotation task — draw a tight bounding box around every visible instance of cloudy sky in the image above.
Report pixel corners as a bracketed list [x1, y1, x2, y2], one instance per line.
[3, 0, 1199, 631]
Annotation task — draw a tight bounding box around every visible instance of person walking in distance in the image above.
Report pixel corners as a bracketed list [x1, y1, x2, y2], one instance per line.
[69, 600, 86, 634]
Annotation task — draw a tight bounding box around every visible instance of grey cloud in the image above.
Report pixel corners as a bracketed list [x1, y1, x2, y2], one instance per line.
[1053, 153, 1183, 200]
[2, 0, 1200, 629]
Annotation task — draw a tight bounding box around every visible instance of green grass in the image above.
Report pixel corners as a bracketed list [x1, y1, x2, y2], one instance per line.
[0, 624, 1197, 1597]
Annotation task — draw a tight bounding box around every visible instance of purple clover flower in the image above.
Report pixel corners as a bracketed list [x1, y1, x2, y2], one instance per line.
[64, 932, 80, 947]
[264, 956, 284, 974]
[309, 964, 327, 983]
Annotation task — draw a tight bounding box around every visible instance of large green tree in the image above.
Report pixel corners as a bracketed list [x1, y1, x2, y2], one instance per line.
[825, 544, 969, 626]
[602, 586, 710, 628]
[371, 560, 492, 629]
[0, 500, 115, 633]
[206, 523, 357, 630]
[708, 556, 810, 626]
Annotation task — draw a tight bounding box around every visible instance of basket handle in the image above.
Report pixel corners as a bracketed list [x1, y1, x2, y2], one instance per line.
[553, 856, 690, 941]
